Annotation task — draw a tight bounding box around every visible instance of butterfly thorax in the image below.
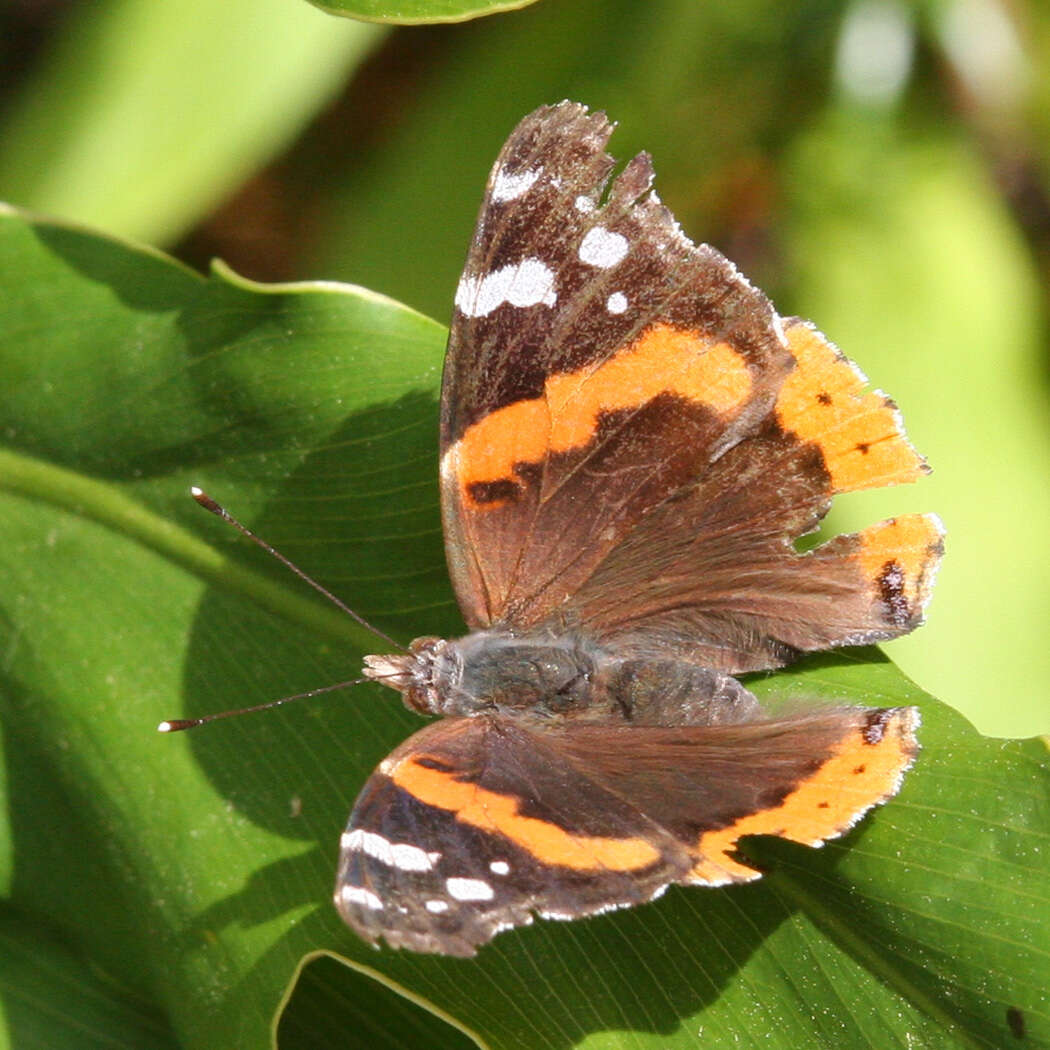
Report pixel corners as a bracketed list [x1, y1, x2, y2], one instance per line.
[363, 631, 763, 727]
[363, 631, 597, 718]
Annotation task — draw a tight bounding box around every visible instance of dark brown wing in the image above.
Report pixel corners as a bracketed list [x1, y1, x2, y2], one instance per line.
[545, 705, 919, 886]
[335, 716, 693, 956]
[440, 102, 792, 630]
[440, 104, 939, 666]
[336, 706, 918, 955]
[561, 320, 943, 671]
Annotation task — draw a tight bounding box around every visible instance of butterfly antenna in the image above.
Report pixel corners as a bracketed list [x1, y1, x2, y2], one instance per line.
[190, 487, 407, 653]
[158, 678, 369, 732]
[157, 671, 405, 732]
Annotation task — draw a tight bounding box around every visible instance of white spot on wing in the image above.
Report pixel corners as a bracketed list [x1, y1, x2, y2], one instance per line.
[340, 885, 383, 911]
[455, 259, 557, 318]
[491, 166, 541, 203]
[489, 860, 510, 875]
[574, 195, 595, 213]
[606, 291, 628, 314]
[425, 899, 450, 914]
[342, 828, 439, 872]
[579, 226, 628, 268]
[446, 877, 494, 902]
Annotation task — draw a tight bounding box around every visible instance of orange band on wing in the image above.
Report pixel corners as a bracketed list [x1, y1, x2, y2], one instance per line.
[445, 322, 753, 508]
[390, 754, 662, 872]
[689, 708, 918, 884]
[776, 320, 926, 493]
[858, 514, 944, 618]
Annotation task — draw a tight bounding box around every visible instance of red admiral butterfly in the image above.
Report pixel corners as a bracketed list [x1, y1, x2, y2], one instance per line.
[337, 103, 941, 956]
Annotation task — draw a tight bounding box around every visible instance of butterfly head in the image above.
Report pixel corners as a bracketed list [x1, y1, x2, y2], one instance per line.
[363, 636, 452, 716]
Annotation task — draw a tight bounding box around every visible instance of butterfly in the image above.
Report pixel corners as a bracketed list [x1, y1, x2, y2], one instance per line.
[334, 101, 942, 956]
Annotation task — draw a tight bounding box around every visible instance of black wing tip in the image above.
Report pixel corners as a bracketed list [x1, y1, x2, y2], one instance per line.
[501, 101, 616, 165]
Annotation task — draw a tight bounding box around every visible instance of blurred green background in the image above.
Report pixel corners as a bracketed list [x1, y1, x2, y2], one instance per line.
[1, 0, 1047, 738]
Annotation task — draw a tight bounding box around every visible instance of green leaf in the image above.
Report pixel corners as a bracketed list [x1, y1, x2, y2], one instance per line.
[0, 207, 1046, 1048]
[277, 953, 479, 1049]
[0, 0, 384, 245]
[0, 906, 178, 1050]
[304, 0, 541, 25]
[0, 205, 447, 1049]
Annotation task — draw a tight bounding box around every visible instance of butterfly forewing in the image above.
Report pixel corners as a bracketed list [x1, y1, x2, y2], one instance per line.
[337, 707, 918, 954]
[336, 717, 693, 956]
[440, 102, 793, 630]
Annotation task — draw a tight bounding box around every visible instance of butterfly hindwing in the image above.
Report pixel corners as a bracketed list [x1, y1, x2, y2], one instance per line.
[564, 321, 944, 671]
[337, 705, 919, 955]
